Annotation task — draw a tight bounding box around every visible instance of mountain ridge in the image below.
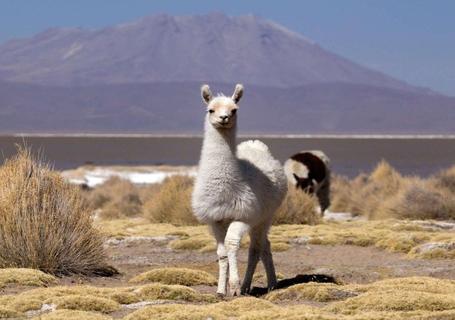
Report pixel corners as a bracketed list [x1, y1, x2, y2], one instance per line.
[0, 13, 418, 91]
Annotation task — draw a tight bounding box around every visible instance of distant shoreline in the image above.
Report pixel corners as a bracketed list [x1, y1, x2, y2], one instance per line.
[4, 133, 455, 139]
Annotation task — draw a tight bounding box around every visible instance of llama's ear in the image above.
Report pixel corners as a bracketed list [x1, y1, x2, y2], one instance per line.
[201, 84, 213, 105]
[232, 84, 244, 104]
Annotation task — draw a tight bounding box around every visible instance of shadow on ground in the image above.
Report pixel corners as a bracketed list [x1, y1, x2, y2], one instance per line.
[249, 274, 337, 297]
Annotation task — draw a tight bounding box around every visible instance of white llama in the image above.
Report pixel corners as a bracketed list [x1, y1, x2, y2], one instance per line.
[192, 84, 288, 296]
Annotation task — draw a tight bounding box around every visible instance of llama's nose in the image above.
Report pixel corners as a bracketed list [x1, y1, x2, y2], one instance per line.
[219, 115, 229, 121]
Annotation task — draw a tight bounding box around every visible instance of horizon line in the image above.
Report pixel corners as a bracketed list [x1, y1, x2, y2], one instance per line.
[5, 133, 455, 139]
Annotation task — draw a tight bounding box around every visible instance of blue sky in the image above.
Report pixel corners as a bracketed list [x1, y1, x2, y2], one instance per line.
[0, 0, 454, 95]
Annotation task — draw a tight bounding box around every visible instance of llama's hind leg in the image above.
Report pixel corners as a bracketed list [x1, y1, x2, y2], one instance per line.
[241, 227, 262, 294]
[225, 221, 250, 296]
[261, 233, 277, 291]
[210, 221, 229, 297]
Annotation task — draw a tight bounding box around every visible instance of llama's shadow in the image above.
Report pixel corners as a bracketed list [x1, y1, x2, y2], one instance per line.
[249, 274, 337, 297]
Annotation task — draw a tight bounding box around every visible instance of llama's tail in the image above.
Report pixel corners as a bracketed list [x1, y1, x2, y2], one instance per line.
[237, 140, 273, 162]
[237, 140, 287, 190]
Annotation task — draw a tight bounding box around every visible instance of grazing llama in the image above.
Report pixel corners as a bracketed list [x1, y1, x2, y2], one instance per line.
[284, 150, 331, 215]
[192, 84, 287, 296]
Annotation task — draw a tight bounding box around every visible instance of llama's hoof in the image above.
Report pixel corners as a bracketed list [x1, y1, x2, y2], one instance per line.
[229, 279, 242, 296]
[216, 292, 226, 299]
[240, 286, 251, 295]
[230, 287, 241, 296]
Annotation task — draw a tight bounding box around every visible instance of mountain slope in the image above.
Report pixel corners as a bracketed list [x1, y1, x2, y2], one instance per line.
[0, 13, 413, 90]
[0, 81, 453, 134]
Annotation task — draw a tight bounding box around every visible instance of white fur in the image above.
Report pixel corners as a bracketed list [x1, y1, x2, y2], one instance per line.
[192, 84, 287, 296]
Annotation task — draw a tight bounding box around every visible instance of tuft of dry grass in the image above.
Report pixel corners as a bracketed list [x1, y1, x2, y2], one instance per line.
[363, 276, 455, 295]
[266, 282, 358, 302]
[135, 283, 216, 302]
[37, 309, 113, 320]
[326, 277, 455, 315]
[84, 177, 143, 219]
[273, 184, 321, 225]
[327, 290, 455, 314]
[378, 180, 455, 220]
[129, 267, 216, 286]
[330, 174, 368, 215]
[433, 165, 455, 194]
[143, 175, 198, 225]
[0, 307, 20, 319]
[0, 148, 113, 276]
[0, 268, 56, 288]
[331, 160, 455, 221]
[51, 295, 120, 313]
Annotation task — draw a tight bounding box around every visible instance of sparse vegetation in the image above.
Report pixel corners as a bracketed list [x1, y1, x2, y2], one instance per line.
[84, 177, 144, 219]
[143, 175, 198, 225]
[433, 165, 455, 194]
[0, 148, 112, 276]
[331, 160, 455, 220]
[80, 160, 455, 225]
[98, 218, 455, 258]
[273, 184, 320, 225]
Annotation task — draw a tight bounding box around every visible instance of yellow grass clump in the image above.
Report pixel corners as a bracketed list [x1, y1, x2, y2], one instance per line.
[363, 276, 455, 295]
[143, 175, 198, 225]
[266, 282, 358, 302]
[129, 267, 216, 286]
[0, 268, 56, 288]
[327, 290, 455, 314]
[51, 295, 120, 313]
[0, 307, 20, 319]
[0, 148, 113, 276]
[136, 283, 216, 302]
[326, 277, 455, 315]
[273, 184, 321, 225]
[36, 309, 112, 320]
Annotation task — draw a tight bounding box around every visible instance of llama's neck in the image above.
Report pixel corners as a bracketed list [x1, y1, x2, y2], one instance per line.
[199, 117, 238, 172]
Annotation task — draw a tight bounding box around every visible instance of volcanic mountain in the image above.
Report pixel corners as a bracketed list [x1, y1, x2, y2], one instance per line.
[0, 13, 453, 134]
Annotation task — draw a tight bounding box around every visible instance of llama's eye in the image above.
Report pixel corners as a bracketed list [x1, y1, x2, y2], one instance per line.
[208, 109, 214, 114]
[231, 109, 237, 115]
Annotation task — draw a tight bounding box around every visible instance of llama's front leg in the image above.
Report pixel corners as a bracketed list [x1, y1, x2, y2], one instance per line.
[210, 222, 229, 297]
[225, 221, 250, 296]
